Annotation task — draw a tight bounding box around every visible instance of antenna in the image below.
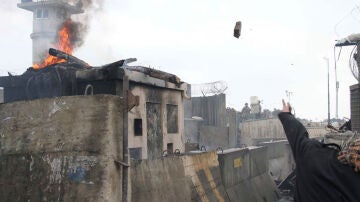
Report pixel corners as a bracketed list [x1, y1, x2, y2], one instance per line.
[323, 57, 331, 125]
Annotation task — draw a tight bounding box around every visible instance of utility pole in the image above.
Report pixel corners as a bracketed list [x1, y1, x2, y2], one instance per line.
[324, 57, 331, 125]
[333, 48, 339, 119]
[335, 69, 339, 119]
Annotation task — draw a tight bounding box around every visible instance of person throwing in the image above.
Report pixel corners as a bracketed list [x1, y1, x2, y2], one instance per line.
[278, 100, 360, 201]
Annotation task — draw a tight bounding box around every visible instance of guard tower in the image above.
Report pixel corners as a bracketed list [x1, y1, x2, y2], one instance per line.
[17, 0, 83, 64]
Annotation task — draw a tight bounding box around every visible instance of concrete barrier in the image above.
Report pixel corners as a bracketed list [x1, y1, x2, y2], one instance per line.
[130, 157, 192, 201]
[131, 151, 230, 201]
[258, 141, 295, 181]
[131, 147, 281, 202]
[218, 147, 279, 202]
[183, 151, 230, 201]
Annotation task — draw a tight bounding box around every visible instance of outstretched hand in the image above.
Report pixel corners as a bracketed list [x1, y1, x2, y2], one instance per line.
[282, 99, 292, 113]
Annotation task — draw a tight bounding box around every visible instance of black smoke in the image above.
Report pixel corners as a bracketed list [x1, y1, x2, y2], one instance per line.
[57, 0, 105, 50]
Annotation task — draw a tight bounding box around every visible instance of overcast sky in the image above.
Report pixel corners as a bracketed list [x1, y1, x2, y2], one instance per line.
[1, 0, 360, 120]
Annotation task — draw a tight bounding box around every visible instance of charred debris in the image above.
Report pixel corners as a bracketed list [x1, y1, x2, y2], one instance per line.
[0, 48, 183, 103]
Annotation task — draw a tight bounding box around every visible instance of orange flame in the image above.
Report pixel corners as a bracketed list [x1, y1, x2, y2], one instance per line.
[33, 20, 73, 69]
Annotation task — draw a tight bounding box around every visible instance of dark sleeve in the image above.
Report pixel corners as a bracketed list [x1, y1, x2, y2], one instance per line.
[278, 112, 311, 159]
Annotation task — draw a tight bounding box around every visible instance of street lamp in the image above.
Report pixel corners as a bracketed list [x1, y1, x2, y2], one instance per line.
[323, 57, 331, 125]
[333, 48, 339, 119]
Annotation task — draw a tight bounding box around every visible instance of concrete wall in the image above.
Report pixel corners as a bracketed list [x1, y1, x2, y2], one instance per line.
[0, 95, 124, 201]
[192, 94, 226, 127]
[128, 85, 185, 159]
[240, 118, 285, 146]
[217, 147, 279, 202]
[241, 118, 328, 146]
[185, 94, 241, 151]
[183, 84, 192, 119]
[226, 108, 238, 148]
[200, 126, 229, 150]
[184, 118, 203, 143]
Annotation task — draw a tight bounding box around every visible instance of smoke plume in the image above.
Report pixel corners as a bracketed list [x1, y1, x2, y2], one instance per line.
[59, 0, 105, 50]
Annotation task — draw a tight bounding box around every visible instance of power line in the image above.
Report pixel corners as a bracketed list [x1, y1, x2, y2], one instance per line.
[334, 5, 360, 37]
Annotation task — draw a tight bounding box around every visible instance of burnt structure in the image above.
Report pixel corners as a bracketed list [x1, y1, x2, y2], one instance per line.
[0, 49, 181, 102]
[0, 49, 188, 160]
[0, 60, 124, 102]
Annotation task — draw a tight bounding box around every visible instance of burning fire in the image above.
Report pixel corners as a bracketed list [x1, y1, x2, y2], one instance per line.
[33, 20, 73, 69]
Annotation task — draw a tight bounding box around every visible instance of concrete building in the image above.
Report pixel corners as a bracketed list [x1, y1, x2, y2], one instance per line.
[17, 0, 83, 64]
[124, 72, 186, 160]
[0, 60, 188, 160]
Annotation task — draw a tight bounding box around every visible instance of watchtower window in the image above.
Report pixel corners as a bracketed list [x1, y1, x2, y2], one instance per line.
[43, 9, 49, 18]
[36, 9, 49, 19]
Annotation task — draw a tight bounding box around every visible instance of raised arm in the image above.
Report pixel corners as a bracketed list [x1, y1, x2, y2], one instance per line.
[278, 100, 310, 159]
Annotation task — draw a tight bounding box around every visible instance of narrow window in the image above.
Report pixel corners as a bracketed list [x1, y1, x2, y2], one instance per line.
[167, 104, 178, 133]
[43, 9, 49, 18]
[36, 9, 42, 19]
[134, 119, 142, 136]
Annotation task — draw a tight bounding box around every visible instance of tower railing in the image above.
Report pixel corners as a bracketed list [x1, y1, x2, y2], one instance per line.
[21, 0, 59, 3]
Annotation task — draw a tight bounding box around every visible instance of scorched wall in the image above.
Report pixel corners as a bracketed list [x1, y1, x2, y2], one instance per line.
[0, 95, 124, 201]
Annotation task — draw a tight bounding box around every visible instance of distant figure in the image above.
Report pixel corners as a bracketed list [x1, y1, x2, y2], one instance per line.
[262, 109, 272, 119]
[272, 108, 282, 117]
[241, 103, 251, 120]
[278, 100, 360, 201]
[251, 100, 261, 119]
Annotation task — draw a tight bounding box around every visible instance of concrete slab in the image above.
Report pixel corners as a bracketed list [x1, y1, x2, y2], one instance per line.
[218, 148, 250, 188]
[249, 146, 268, 178]
[130, 157, 192, 202]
